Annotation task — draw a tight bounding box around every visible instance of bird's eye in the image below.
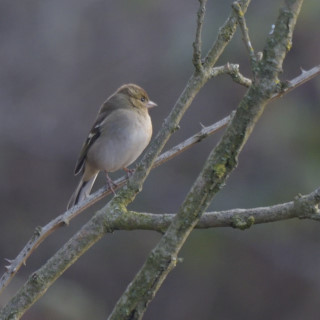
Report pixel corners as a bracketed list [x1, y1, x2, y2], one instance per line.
[140, 96, 146, 102]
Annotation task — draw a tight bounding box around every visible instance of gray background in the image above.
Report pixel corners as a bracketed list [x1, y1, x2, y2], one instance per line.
[1, 1, 320, 319]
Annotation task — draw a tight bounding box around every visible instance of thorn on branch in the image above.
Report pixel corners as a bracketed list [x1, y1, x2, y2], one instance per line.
[4, 258, 13, 264]
[269, 24, 275, 35]
[256, 52, 263, 61]
[33, 226, 42, 237]
[300, 67, 307, 74]
[61, 217, 70, 226]
[170, 124, 180, 134]
[193, 0, 207, 72]
[270, 65, 320, 101]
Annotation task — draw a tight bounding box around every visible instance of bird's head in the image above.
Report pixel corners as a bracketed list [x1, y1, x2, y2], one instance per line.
[117, 84, 157, 111]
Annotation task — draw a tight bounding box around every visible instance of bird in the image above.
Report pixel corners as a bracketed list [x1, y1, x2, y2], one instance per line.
[67, 83, 157, 209]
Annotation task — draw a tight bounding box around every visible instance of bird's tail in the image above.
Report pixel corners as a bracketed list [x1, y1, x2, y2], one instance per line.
[67, 173, 98, 209]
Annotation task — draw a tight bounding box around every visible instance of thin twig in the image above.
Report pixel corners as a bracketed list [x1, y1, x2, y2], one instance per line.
[211, 63, 320, 98]
[232, 1, 256, 66]
[193, 0, 207, 71]
[203, 0, 251, 69]
[211, 63, 252, 87]
[154, 115, 231, 168]
[274, 65, 320, 99]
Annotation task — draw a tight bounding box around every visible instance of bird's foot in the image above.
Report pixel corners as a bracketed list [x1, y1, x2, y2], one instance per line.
[104, 171, 117, 195]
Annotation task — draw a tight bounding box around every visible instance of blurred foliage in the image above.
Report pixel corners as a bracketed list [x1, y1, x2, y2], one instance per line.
[0, 1, 320, 319]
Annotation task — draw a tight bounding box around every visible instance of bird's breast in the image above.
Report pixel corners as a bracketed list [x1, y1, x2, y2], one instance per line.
[87, 109, 152, 172]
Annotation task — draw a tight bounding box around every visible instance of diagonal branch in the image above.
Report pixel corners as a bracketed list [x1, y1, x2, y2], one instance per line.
[0, 115, 230, 295]
[193, 0, 207, 71]
[1, 61, 318, 298]
[108, 1, 304, 319]
[203, 0, 251, 70]
[232, 2, 256, 65]
[0, 1, 252, 317]
[1, 2, 317, 318]
[0, 0, 256, 297]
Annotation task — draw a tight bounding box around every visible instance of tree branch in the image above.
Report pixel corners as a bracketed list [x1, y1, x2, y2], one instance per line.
[272, 65, 320, 100]
[232, 1, 256, 67]
[2, 60, 318, 296]
[193, 0, 207, 71]
[0, 114, 230, 295]
[108, 1, 304, 319]
[0, 0, 250, 316]
[1, 60, 318, 304]
[211, 63, 252, 87]
[1, 1, 316, 319]
[99, 186, 320, 232]
[203, 0, 251, 70]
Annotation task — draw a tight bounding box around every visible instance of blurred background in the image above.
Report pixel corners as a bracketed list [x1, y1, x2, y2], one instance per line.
[1, 0, 320, 319]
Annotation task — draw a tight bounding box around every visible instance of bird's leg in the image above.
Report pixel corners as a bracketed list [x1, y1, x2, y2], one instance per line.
[123, 167, 135, 179]
[104, 171, 117, 195]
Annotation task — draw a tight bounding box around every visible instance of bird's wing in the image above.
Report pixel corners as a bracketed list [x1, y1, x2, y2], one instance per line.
[74, 100, 119, 175]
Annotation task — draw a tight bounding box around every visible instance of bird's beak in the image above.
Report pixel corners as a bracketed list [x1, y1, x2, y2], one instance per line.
[147, 100, 157, 108]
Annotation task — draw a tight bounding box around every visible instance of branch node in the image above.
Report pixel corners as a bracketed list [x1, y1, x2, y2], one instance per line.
[256, 51, 263, 61]
[61, 217, 70, 226]
[294, 193, 320, 220]
[211, 63, 252, 87]
[231, 215, 255, 230]
[33, 226, 42, 237]
[170, 124, 180, 133]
